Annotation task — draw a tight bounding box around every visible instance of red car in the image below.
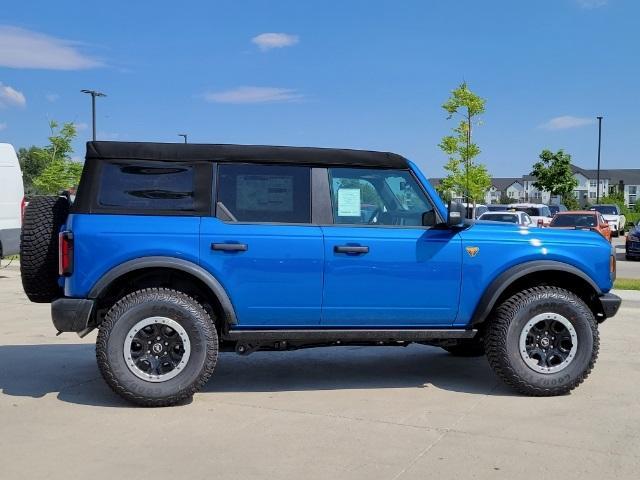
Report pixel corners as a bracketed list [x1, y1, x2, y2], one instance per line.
[548, 211, 612, 241]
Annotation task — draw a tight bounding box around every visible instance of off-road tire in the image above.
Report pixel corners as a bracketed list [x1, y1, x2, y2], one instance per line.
[485, 286, 598, 396]
[96, 288, 218, 407]
[20, 196, 70, 303]
[442, 339, 485, 357]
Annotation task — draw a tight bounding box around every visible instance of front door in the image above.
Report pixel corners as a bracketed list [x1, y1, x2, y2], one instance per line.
[200, 163, 324, 327]
[321, 167, 462, 327]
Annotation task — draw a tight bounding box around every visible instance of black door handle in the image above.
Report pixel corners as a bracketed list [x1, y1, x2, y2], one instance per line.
[334, 245, 369, 254]
[211, 243, 248, 252]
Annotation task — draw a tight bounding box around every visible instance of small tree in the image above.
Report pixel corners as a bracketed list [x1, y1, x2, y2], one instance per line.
[437, 159, 491, 204]
[438, 82, 491, 215]
[18, 146, 49, 194]
[32, 121, 83, 194]
[530, 149, 578, 207]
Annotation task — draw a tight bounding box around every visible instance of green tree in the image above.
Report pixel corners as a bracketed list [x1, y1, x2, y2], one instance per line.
[438, 82, 491, 213]
[18, 146, 49, 194]
[530, 149, 578, 209]
[32, 121, 83, 194]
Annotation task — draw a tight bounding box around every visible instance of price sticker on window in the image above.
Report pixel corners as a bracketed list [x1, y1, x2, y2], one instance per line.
[337, 188, 361, 216]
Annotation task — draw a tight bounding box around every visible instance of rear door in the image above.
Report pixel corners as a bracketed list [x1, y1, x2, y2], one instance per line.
[199, 163, 324, 327]
[320, 167, 462, 327]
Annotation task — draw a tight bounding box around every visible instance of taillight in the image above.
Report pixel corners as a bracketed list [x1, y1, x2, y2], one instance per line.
[58, 231, 74, 276]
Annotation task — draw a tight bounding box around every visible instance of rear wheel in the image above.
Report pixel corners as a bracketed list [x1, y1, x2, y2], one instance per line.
[96, 288, 218, 407]
[485, 286, 598, 396]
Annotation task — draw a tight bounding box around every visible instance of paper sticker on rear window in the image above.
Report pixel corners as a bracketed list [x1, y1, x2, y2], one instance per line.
[337, 188, 361, 217]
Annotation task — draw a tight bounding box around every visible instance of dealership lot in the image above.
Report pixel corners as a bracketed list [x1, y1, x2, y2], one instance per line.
[0, 265, 639, 479]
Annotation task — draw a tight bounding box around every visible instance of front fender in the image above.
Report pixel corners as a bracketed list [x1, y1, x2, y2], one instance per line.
[468, 260, 601, 326]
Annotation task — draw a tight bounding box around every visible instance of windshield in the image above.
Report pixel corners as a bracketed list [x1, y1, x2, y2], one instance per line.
[550, 214, 597, 228]
[592, 205, 618, 215]
[479, 213, 519, 223]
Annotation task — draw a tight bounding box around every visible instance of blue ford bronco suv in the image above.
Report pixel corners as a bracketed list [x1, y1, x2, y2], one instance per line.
[20, 142, 621, 406]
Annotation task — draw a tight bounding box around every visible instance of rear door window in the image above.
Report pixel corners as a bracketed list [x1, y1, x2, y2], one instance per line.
[216, 164, 311, 223]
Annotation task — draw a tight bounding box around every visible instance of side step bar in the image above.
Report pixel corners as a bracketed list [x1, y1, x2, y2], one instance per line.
[223, 328, 477, 343]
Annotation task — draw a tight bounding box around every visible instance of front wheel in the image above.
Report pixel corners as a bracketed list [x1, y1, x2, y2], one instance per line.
[96, 288, 218, 407]
[485, 286, 598, 396]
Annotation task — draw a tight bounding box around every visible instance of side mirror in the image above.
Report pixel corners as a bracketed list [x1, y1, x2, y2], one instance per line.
[422, 210, 436, 227]
[446, 201, 465, 227]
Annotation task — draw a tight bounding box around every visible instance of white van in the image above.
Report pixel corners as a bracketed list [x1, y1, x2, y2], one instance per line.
[0, 143, 24, 258]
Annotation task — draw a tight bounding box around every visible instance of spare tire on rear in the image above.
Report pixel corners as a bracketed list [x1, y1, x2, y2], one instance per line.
[20, 196, 70, 303]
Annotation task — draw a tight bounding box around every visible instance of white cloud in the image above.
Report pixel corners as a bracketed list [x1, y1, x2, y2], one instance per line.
[45, 93, 60, 102]
[251, 33, 299, 51]
[576, 0, 608, 8]
[0, 25, 102, 70]
[0, 82, 26, 107]
[539, 115, 596, 130]
[0, 122, 6, 131]
[73, 122, 88, 131]
[203, 86, 304, 104]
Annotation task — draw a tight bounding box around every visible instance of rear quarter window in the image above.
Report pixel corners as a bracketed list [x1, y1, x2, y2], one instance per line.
[96, 161, 209, 214]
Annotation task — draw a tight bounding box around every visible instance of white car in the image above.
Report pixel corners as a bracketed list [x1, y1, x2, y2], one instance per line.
[508, 203, 552, 227]
[590, 204, 626, 237]
[478, 210, 534, 226]
[0, 144, 24, 258]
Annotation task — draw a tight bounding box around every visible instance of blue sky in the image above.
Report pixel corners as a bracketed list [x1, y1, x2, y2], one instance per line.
[0, 0, 638, 177]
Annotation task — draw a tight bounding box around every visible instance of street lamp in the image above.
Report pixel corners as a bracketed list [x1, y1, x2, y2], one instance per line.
[80, 89, 106, 141]
[596, 116, 603, 203]
[178, 133, 188, 144]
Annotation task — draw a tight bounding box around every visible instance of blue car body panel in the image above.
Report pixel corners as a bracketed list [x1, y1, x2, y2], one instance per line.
[199, 218, 324, 327]
[62, 159, 615, 330]
[321, 225, 461, 326]
[64, 214, 200, 298]
[454, 222, 613, 326]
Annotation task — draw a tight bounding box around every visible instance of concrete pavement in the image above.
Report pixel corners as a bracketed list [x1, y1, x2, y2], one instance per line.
[0, 265, 639, 480]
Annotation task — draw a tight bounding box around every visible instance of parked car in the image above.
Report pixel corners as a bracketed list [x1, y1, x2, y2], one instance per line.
[477, 210, 533, 226]
[590, 204, 626, 237]
[548, 211, 612, 242]
[20, 141, 621, 406]
[460, 202, 488, 219]
[487, 204, 509, 212]
[508, 203, 553, 226]
[626, 223, 640, 260]
[548, 204, 568, 215]
[0, 143, 24, 258]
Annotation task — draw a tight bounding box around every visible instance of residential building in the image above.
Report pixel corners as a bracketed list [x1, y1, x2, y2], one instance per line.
[430, 165, 640, 208]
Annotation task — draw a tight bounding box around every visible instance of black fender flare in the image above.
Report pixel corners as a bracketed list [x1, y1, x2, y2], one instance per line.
[88, 256, 237, 325]
[470, 260, 601, 326]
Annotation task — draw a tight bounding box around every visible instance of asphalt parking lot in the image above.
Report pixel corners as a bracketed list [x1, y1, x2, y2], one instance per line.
[0, 265, 639, 480]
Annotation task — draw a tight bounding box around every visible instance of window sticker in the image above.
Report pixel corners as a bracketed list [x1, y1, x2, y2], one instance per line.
[337, 188, 361, 216]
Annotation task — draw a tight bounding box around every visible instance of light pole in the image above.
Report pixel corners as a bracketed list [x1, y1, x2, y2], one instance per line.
[178, 133, 188, 144]
[80, 89, 106, 141]
[596, 116, 603, 203]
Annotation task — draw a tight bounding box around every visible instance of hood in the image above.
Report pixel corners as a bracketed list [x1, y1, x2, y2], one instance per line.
[601, 214, 619, 222]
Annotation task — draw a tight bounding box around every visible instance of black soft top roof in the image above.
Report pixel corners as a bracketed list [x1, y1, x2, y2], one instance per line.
[86, 141, 409, 169]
